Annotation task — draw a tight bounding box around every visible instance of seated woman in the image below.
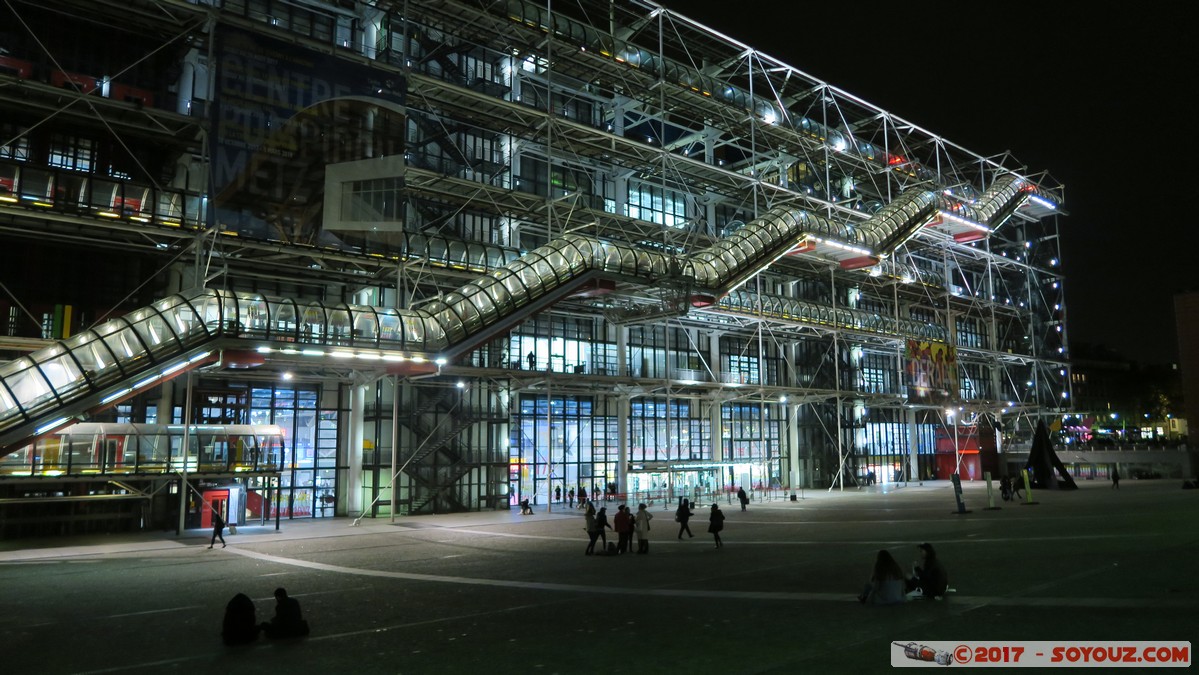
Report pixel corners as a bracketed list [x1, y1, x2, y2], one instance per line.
[221, 593, 261, 645]
[906, 543, 949, 599]
[858, 550, 906, 605]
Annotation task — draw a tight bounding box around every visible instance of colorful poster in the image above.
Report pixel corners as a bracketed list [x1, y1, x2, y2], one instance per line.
[905, 340, 958, 402]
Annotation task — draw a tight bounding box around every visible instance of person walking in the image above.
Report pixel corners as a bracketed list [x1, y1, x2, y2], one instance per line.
[634, 503, 654, 554]
[737, 486, 749, 512]
[595, 506, 613, 548]
[1111, 468, 1120, 489]
[583, 502, 600, 555]
[209, 508, 226, 549]
[555, 486, 562, 503]
[675, 498, 694, 539]
[708, 503, 725, 548]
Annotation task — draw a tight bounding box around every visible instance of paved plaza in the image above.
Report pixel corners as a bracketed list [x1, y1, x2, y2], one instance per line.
[1, 479, 1195, 673]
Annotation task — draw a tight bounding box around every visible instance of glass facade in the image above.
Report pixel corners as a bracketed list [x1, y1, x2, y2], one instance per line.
[0, 0, 1069, 536]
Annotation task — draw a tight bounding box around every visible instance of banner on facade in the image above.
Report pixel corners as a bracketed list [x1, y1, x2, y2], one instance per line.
[904, 340, 958, 402]
[209, 26, 406, 241]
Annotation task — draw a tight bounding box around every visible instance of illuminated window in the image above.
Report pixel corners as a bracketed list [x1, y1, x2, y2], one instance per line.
[48, 134, 95, 172]
[628, 182, 687, 228]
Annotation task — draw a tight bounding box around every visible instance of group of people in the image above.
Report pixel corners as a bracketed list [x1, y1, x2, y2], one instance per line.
[556, 486, 597, 509]
[584, 502, 652, 554]
[221, 587, 310, 645]
[582, 498, 729, 554]
[858, 543, 949, 605]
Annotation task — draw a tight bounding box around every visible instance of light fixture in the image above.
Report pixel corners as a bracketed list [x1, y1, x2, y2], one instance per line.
[157, 362, 186, 379]
[101, 388, 132, 404]
[36, 417, 71, 435]
[133, 375, 160, 389]
[1029, 195, 1056, 210]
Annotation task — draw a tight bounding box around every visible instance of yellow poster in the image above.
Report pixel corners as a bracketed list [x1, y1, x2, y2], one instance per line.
[905, 340, 958, 401]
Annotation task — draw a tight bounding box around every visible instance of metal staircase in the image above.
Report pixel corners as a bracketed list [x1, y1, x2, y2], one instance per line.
[398, 387, 491, 513]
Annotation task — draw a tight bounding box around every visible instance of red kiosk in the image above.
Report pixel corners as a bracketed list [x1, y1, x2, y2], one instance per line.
[933, 419, 1000, 481]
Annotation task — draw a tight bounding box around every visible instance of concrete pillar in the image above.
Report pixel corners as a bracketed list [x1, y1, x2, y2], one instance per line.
[709, 332, 722, 383]
[616, 325, 628, 376]
[786, 402, 803, 489]
[709, 398, 724, 463]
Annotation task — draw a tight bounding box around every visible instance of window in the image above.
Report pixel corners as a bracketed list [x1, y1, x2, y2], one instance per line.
[343, 177, 403, 221]
[955, 316, 988, 350]
[860, 351, 894, 394]
[722, 403, 777, 462]
[629, 398, 708, 462]
[48, 134, 95, 172]
[628, 182, 687, 228]
[516, 156, 609, 208]
[0, 124, 29, 161]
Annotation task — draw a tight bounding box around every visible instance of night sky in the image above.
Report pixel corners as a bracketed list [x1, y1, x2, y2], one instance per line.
[655, 1, 1197, 365]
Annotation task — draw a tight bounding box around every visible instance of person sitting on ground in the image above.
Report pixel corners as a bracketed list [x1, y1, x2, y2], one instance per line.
[261, 587, 309, 638]
[858, 550, 906, 605]
[519, 498, 534, 515]
[906, 543, 948, 599]
[221, 592, 261, 645]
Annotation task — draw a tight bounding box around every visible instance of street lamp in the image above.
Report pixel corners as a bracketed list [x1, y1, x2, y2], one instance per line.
[778, 394, 800, 499]
[1110, 412, 1125, 443]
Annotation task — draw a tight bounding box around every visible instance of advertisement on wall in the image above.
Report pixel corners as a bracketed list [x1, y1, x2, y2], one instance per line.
[905, 340, 958, 402]
[210, 26, 405, 242]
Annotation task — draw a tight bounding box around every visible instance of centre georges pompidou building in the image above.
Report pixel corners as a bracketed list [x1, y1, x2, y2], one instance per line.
[0, 0, 1069, 536]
